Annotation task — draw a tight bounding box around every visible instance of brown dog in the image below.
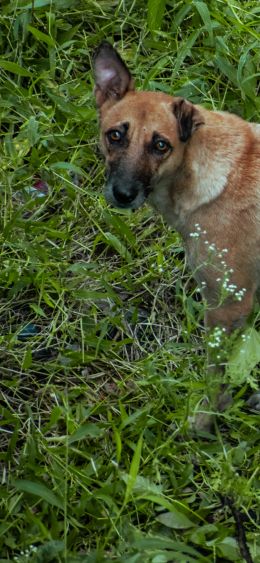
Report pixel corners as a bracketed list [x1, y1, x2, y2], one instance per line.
[93, 41, 260, 424]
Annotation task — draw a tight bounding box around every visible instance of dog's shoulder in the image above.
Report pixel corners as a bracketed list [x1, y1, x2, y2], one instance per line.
[199, 107, 260, 141]
[249, 122, 260, 138]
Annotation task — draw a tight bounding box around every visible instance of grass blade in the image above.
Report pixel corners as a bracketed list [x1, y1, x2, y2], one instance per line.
[124, 434, 143, 505]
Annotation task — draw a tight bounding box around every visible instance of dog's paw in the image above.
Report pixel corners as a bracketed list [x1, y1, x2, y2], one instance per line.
[188, 398, 216, 434]
[189, 387, 233, 434]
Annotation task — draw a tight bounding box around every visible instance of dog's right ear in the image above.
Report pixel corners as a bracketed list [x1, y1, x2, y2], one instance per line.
[172, 98, 204, 142]
[93, 41, 134, 108]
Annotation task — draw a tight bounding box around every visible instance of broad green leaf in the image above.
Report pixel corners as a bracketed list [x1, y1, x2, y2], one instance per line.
[132, 535, 205, 557]
[22, 347, 32, 370]
[103, 211, 136, 246]
[194, 1, 214, 45]
[147, 0, 166, 31]
[66, 262, 98, 273]
[226, 327, 260, 384]
[0, 60, 32, 77]
[190, 523, 218, 545]
[14, 480, 63, 509]
[139, 494, 204, 523]
[42, 292, 55, 308]
[237, 46, 255, 86]
[50, 161, 85, 176]
[69, 423, 104, 444]
[124, 434, 143, 504]
[150, 554, 200, 562]
[0, 522, 11, 538]
[122, 474, 163, 495]
[156, 510, 195, 530]
[171, 4, 192, 30]
[41, 228, 67, 240]
[26, 116, 39, 147]
[42, 406, 64, 434]
[30, 303, 47, 317]
[46, 91, 82, 117]
[217, 537, 240, 560]
[174, 30, 201, 73]
[215, 55, 238, 86]
[24, 0, 53, 7]
[103, 232, 132, 263]
[74, 290, 110, 300]
[37, 541, 64, 558]
[119, 407, 149, 430]
[113, 426, 122, 464]
[94, 493, 120, 516]
[27, 25, 56, 47]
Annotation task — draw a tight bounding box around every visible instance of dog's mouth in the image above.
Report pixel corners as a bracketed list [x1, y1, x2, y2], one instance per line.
[104, 181, 152, 210]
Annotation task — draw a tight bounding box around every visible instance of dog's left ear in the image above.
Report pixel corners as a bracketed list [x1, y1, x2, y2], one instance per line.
[172, 98, 204, 142]
[93, 41, 135, 108]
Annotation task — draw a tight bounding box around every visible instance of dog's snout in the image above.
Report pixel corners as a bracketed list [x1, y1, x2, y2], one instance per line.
[112, 183, 138, 205]
[105, 175, 146, 210]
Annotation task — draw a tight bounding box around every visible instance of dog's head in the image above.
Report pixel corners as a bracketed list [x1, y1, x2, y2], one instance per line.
[93, 42, 204, 210]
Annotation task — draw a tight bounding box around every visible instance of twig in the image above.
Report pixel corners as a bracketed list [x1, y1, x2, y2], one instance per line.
[221, 496, 254, 563]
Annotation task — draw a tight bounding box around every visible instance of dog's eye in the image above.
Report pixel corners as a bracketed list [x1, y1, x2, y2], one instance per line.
[107, 130, 122, 143]
[153, 139, 170, 153]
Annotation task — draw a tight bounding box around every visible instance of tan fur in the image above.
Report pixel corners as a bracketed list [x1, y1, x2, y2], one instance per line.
[93, 42, 260, 426]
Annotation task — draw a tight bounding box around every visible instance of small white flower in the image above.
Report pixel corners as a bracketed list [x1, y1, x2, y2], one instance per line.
[189, 232, 200, 238]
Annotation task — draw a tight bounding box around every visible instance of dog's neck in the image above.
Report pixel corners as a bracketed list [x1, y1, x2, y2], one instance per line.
[148, 150, 229, 234]
[149, 111, 249, 234]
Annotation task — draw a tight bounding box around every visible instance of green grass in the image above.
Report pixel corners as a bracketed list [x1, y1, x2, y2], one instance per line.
[0, 0, 260, 561]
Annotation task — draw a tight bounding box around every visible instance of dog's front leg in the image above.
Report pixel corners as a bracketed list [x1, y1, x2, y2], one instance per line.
[205, 287, 255, 332]
[193, 285, 256, 432]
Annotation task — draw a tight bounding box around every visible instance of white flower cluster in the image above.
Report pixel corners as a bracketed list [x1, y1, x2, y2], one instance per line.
[151, 261, 164, 273]
[189, 223, 207, 238]
[218, 272, 247, 302]
[208, 326, 226, 349]
[234, 287, 247, 301]
[188, 223, 247, 302]
[236, 332, 251, 355]
[13, 545, 38, 561]
[241, 332, 250, 342]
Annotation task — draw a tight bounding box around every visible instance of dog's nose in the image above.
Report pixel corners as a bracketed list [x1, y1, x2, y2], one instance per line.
[112, 184, 138, 204]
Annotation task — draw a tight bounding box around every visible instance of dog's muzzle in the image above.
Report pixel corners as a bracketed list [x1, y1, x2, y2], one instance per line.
[104, 178, 148, 210]
[112, 183, 138, 205]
